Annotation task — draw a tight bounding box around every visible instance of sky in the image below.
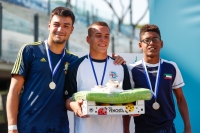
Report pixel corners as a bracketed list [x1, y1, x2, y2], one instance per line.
[71, 0, 149, 25]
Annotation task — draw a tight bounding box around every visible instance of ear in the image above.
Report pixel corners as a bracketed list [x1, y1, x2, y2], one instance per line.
[161, 41, 164, 48]
[86, 36, 90, 44]
[48, 22, 50, 30]
[138, 42, 143, 50]
[71, 26, 74, 33]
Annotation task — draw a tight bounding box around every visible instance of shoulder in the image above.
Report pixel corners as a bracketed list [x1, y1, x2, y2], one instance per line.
[22, 41, 43, 49]
[161, 59, 179, 69]
[107, 56, 126, 70]
[65, 49, 79, 58]
[108, 56, 115, 62]
[64, 50, 79, 63]
[68, 55, 87, 69]
[128, 60, 142, 70]
[108, 56, 124, 67]
[18, 41, 43, 55]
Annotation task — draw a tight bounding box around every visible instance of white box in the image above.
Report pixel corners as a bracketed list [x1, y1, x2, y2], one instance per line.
[81, 100, 145, 115]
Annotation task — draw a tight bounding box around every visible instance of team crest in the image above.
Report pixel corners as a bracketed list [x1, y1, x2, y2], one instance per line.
[64, 62, 69, 74]
[109, 71, 118, 80]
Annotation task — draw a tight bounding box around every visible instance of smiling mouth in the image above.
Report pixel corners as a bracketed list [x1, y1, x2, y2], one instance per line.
[56, 34, 65, 36]
[99, 44, 106, 47]
[148, 47, 156, 50]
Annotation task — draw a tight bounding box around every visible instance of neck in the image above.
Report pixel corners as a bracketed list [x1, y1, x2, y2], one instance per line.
[89, 52, 107, 60]
[47, 40, 66, 54]
[144, 56, 160, 64]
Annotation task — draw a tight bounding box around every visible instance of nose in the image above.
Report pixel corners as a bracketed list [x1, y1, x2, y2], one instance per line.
[148, 40, 154, 45]
[99, 37, 104, 42]
[100, 36, 108, 42]
[57, 26, 61, 31]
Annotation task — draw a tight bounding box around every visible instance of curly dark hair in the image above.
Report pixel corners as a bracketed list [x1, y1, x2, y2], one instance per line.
[49, 7, 75, 25]
[140, 24, 161, 41]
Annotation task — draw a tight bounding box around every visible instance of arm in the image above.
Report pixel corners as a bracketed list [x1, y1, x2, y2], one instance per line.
[6, 75, 24, 133]
[173, 88, 192, 133]
[123, 115, 131, 133]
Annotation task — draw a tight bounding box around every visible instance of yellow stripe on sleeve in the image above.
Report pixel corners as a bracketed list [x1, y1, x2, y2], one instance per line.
[11, 41, 42, 74]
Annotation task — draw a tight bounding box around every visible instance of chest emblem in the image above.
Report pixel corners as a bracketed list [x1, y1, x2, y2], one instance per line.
[109, 71, 118, 80]
[64, 62, 69, 74]
[164, 73, 172, 80]
[40, 58, 47, 62]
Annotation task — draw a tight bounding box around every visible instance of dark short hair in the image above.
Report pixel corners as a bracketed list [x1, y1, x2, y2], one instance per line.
[88, 21, 110, 36]
[49, 7, 75, 25]
[140, 24, 161, 40]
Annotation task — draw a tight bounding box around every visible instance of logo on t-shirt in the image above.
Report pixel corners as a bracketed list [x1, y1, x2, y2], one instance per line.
[64, 62, 69, 74]
[164, 73, 172, 80]
[109, 71, 118, 80]
[40, 58, 47, 62]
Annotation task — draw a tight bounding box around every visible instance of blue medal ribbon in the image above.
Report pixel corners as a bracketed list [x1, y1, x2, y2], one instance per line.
[142, 59, 162, 99]
[88, 54, 108, 86]
[45, 40, 65, 80]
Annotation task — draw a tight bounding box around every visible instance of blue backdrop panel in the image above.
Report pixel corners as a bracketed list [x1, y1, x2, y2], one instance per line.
[149, 0, 200, 132]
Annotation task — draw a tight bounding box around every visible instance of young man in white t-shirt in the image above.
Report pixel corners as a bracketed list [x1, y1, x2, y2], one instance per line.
[65, 21, 132, 133]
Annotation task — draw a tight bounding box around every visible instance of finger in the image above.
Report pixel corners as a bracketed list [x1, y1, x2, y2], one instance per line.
[134, 114, 141, 117]
[80, 115, 90, 118]
[77, 111, 83, 117]
[112, 53, 115, 57]
[114, 56, 121, 62]
[115, 57, 124, 65]
[77, 99, 83, 104]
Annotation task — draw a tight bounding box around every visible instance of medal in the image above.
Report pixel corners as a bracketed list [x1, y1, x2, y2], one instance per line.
[152, 100, 160, 110]
[142, 59, 162, 110]
[45, 40, 65, 90]
[49, 81, 56, 89]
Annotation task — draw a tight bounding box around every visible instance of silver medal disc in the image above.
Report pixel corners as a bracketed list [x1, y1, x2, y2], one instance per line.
[152, 102, 160, 110]
[49, 81, 56, 89]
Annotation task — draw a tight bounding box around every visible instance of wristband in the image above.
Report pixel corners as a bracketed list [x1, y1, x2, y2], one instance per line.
[8, 125, 17, 131]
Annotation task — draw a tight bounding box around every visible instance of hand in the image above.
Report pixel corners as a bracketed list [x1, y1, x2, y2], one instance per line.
[70, 99, 89, 118]
[112, 53, 126, 65]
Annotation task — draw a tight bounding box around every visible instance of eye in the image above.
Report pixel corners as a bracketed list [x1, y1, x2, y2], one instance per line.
[152, 38, 160, 42]
[64, 25, 70, 28]
[95, 34, 101, 38]
[143, 39, 151, 43]
[53, 23, 59, 27]
[104, 35, 110, 39]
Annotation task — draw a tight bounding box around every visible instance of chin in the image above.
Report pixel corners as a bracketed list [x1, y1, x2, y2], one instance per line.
[54, 39, 65, 44]
[99, 50, 107, 53]
[147, 54, 158, 58]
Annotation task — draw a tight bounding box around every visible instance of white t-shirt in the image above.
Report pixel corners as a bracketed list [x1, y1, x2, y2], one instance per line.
[65, 55, 132, 133]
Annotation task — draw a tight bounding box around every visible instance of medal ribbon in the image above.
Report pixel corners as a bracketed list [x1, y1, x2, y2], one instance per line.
[88, 54, 108, 86]
[142, 59, 162, 99]
[45, 40, 65, 79]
